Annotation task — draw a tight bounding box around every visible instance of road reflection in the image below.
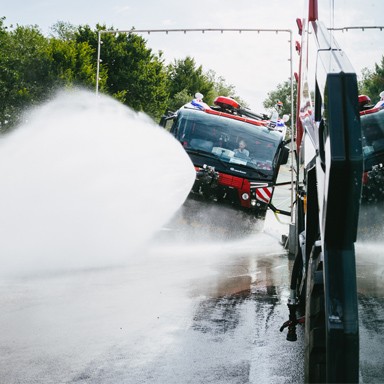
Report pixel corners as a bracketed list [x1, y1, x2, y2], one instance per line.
[358, 201, 384, 242]
[191, 258, 280, 338]
[0, 196, 383, 383]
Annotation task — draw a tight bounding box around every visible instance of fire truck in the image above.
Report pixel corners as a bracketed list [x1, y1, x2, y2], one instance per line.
[279, 1, 364, 382]
[161, 94, 290, 219]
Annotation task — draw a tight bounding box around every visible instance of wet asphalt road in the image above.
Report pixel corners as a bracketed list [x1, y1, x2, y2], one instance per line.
[0, 198, 383, 383]
[356, 202, 384, 383]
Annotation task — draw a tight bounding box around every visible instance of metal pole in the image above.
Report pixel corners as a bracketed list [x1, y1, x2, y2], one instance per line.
[98, 27, 292, 35]
[96, 30, 101, 95]
[329, 25, 384, 32]
[289, 30, 295, 225]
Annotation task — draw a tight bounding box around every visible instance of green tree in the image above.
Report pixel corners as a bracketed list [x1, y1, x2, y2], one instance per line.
[164, 64, 248, 113]
[359, 56, 384, 102]
[206, 69, 248, 108]
[46, 36, 97, 89]
[76, 25, 169, 119]
[0, 18, 249, 129]
[49, 21, 78, 41]
[167, 56, 214, 105]
[47, 21, 99, 88]
[0, 19, 53, 132]
[0, 19, 106, 132]
[263, 80, 296, 118]
[166, 89, 192, 112]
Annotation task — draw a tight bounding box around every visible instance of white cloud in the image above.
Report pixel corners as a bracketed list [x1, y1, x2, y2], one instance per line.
[112, 5, 131, 14]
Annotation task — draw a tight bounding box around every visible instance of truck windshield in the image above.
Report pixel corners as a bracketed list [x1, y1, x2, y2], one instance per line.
[172, 108, 283, 172]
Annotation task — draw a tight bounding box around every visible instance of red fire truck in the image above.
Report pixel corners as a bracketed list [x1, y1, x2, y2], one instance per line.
[161, 94, 290, 219]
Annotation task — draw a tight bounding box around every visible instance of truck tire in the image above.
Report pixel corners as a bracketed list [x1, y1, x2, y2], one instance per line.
[304, 242, 326, 383]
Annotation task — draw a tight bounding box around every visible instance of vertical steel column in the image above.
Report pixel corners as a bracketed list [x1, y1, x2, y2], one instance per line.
[96, 30, 102, 95]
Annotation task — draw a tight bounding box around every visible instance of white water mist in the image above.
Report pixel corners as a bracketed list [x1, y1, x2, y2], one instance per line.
[0, 89, 195, 275]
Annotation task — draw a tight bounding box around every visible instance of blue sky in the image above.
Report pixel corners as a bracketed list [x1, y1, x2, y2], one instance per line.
[2, 0, 384, 111]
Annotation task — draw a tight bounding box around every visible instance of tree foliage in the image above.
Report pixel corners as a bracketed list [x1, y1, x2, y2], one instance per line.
[166, 56, 214, 109]
[76, 25, 170, 117]
[46, 37, 95, 88]
[359, 56, 384, 103]
[0, 17, 246, 131]
[263, 80, 296, 118]
[0, 18, 53, 131]
[1, 15, 382, 134]
[206, 69, 248, 108]
[0, 19, 100, 131]
[1, 20, 225, 129]
[165, 60, 245, 112]
[166, 89, 192, 112]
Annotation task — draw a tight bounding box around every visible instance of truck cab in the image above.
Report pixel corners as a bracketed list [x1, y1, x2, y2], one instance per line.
[161, 95, 290, 219]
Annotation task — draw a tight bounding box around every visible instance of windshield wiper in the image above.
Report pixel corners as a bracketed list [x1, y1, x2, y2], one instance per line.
[256, 169, 269, 178]
[234, 163, 269, 178]
[252, 169, 269, 178]
[187, 149, 270, 177]
[187, 149, 230, 169]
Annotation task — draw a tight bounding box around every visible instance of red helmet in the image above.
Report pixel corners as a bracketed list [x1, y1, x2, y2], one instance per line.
[358, 94, 371, 106]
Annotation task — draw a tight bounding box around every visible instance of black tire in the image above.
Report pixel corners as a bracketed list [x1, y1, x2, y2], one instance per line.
[304, 243, 326, 383]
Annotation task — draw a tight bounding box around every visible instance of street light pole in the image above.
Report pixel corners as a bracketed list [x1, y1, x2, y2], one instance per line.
[96, 30, 102, 95]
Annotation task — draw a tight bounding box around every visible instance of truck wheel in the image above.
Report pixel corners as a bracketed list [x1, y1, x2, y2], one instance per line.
[304, 242, 326, 383]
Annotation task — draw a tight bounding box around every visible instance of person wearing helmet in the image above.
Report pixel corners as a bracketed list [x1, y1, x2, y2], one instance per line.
[358, 94, 373, 111]
[269, 100, 284, 125]
[372, 91, 384, 110]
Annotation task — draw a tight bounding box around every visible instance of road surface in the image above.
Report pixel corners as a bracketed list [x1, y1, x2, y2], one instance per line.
[0, 197, 383, 383]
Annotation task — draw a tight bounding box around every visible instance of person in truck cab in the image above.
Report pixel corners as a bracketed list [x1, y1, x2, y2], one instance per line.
[358, 95, 373, 111]
[234, 139, 249, 158]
